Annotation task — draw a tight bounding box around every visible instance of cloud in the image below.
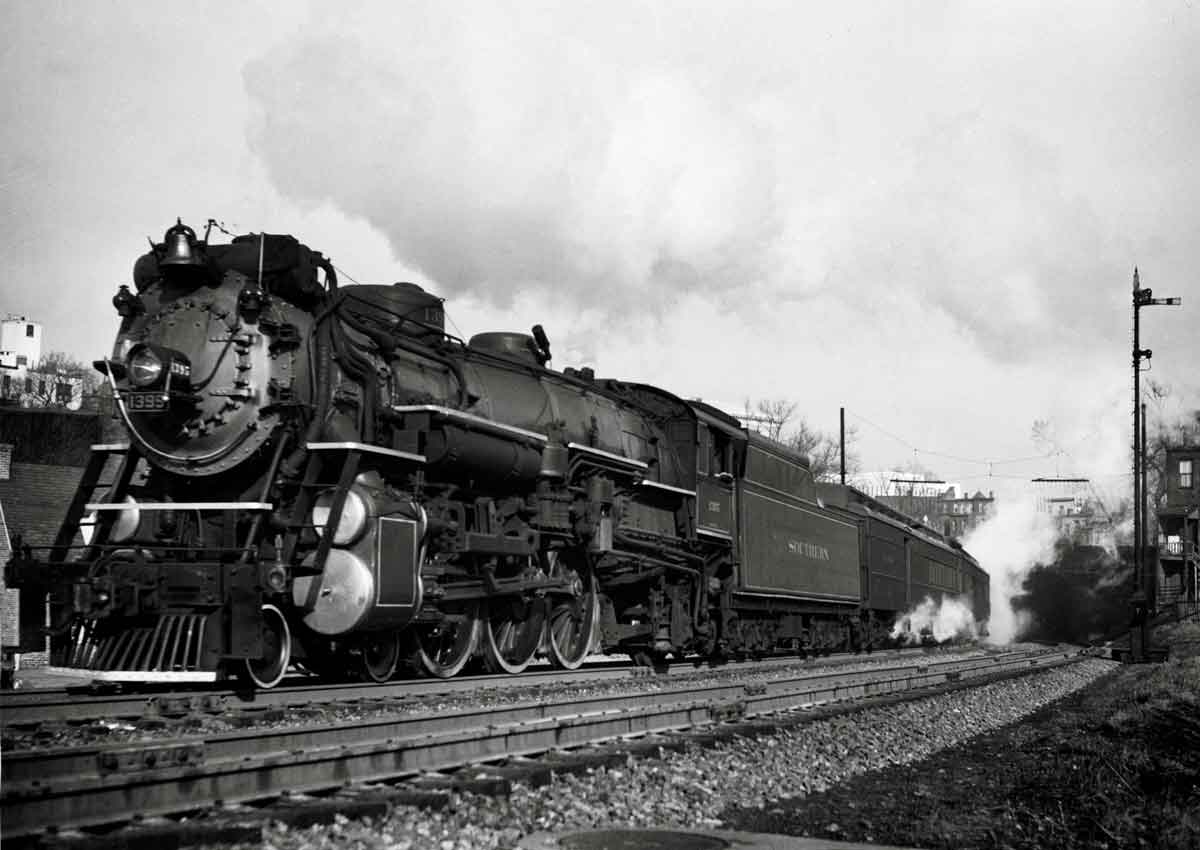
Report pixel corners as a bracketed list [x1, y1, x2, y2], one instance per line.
[3, 0, 1195, 484]
[241, 1, 1200, 366]
[243, 17, 783, 316]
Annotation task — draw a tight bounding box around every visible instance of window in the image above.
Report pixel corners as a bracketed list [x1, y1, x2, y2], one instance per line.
[1, 374, 9, 395]
[1182, 459, 1194, 489]
[23, 377, 31, 392]
[38, 378, 45, 395]
[16, 355, 26, 366]
[25, 324, 34, 337]
[710, 431, 730, 475]
[56, 382, 72, 404]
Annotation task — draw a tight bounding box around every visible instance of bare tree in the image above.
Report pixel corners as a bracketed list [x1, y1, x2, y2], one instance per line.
[25, 351, 100, 409]
[744, 397, 859, 481]
[741, 398, 797, 441]
[788, 419, 856, 481]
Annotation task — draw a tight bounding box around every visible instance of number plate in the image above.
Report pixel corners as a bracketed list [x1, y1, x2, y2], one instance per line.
[125, 392, 168, 413]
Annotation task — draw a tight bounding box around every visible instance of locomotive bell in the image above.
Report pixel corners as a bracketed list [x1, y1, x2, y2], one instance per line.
[159, 218, 205, 267]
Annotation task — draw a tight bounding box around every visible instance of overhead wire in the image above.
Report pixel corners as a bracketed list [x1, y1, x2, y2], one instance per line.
[844, 408, 1055, 472]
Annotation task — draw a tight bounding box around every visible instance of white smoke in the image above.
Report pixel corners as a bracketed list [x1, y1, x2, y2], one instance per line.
[236, 2, 1196, 362]
[891, 596, 978, 644]
[961, 494, 1060, 645]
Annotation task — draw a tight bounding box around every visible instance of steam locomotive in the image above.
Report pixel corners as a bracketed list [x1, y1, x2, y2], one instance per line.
[5, 222, 989, 687]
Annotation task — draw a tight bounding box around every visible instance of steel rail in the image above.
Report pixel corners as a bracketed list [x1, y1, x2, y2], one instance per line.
[0, 648, 1076, 839]
[0, 647, 941, 726]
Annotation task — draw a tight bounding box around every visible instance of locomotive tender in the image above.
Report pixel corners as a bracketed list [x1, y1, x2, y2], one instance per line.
[5, 222, 989, 686]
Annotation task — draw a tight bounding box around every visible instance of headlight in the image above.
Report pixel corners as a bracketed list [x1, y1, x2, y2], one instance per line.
[311, 489, 368, 545]
[127, 346, 163, 387]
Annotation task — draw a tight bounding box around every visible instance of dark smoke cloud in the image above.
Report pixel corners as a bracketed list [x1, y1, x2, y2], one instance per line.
[1014, 543, 1135, 644]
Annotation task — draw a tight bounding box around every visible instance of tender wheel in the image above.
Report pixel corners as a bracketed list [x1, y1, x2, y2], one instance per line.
[360, 631, 402, 682]
[544, 550, 598, 670]
[482, 595, 547, 674]
[242, 604, 291, 689]
[409, 603, 480, 678]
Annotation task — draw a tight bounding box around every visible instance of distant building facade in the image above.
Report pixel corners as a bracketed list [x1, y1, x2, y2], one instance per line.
[938, 489, 995, 539]
[0, 315, 87, 411]
[869, 479, 995, 540]
[0, 315, 42, 371]
[1157, 443, 1199, 611]
[1032, 478, 1110, 547]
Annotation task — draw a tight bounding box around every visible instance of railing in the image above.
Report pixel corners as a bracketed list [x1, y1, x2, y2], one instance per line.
[1169, 600, 1200, 623]
[1160, 538, 1186, 557]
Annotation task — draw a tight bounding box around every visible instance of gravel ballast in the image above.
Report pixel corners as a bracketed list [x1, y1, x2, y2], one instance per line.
[238, 657, 1117, 850]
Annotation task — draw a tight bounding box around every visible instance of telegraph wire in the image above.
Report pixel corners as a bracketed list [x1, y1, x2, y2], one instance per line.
[844, 408, 1054, 469]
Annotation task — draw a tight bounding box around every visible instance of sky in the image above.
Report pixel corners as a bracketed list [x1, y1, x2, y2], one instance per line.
[2, 0, 1197, 510]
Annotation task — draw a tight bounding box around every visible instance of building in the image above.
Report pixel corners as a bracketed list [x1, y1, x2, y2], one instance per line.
[1156, 443, 1199, 612]
[1032, 477, 1110, 547]
[0, 315, 42, 369]
[1, 315, 43, 403]
[0, 315, 87, 411]
[871, 480, 994, 540]
[938, 489, 995, 539]
[0, 409, 104, 665]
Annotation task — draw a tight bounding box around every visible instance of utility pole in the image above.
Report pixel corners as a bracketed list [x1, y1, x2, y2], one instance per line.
[1141, 402, 1149, 610]
[1130, 268, 1181, 661]
[840, 407, 846, 486]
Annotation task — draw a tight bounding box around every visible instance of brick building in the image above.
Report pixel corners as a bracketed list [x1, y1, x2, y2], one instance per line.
[874, 482, 995, 540]
[938, 489, 996, 539]
[0, 409, 103, 664]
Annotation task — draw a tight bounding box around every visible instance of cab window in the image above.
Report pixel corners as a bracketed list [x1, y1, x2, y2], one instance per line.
[711, 430, 730, 476]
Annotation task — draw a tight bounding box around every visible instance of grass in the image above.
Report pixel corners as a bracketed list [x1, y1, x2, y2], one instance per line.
[724, 658, 1200, 849]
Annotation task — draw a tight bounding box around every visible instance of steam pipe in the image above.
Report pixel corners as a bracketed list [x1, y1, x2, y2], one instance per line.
[240, 431, 291, 563]
[337, 304, 469, 409]
[328, 313, 376, 441]
[316, 256, 338, 293]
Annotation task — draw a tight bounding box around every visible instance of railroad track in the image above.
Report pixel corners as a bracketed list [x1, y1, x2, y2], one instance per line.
[1, 647, 1079, 842]
[1, 646, 939, 726]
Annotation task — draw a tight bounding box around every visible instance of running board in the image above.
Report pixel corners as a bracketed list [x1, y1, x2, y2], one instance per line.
[41, 667, 219, 683]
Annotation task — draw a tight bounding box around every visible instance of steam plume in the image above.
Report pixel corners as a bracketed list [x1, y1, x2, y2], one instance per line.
[237, 2, 1191, 361]
[962, 495, 1059, 645]
[890, 596, 978, 644]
